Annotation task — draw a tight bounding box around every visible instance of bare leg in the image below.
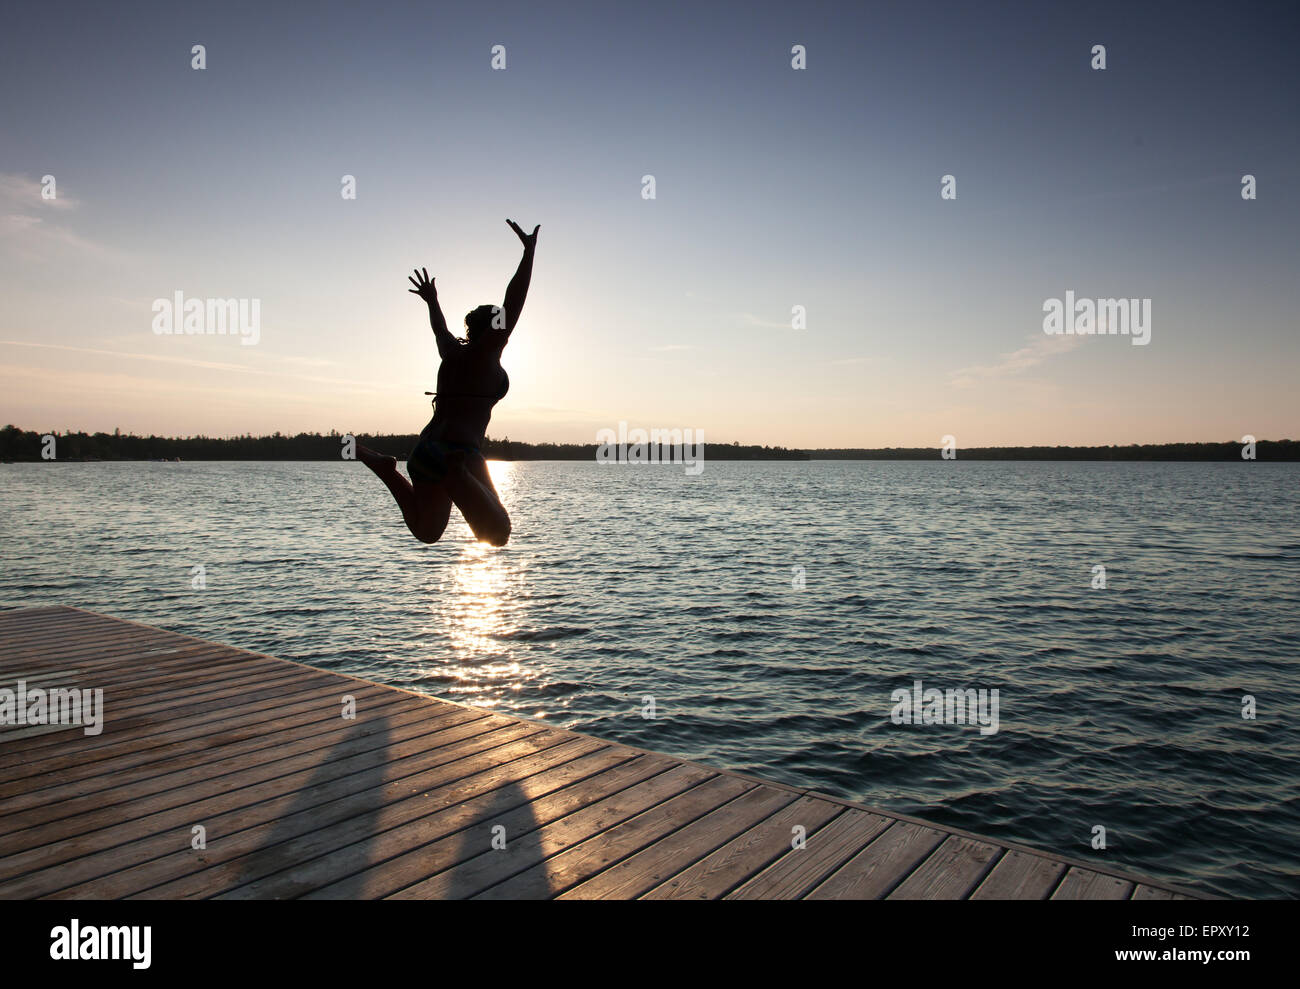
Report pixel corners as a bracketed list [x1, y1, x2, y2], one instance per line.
[356, 444, 450, 543]
[445, 452, 511, 546]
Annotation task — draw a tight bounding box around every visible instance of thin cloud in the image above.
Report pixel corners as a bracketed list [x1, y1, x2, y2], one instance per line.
[949, 334, 1085, 388]
[0, 340, 378, 391]
[0, 172, 78, 210]
[499, 404, 608, 422]
[733, 312, 791, 331]
[0, 171, 111, 259]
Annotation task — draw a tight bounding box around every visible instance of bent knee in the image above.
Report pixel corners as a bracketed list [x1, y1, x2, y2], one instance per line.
[413, 518, 448, 544]
[482, 520, 511, 547]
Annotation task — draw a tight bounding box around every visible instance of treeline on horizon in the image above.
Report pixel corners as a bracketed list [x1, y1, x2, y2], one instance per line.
[1, 426, 1296, 462]
[815, 441, 1299, 460]
[0, 426, 807, 462]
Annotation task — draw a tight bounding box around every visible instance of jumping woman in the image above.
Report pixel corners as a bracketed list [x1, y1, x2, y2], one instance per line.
[356, 219, 538, 546]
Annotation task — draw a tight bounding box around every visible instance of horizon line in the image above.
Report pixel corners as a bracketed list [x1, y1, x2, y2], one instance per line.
[2, 424, 1293, 453]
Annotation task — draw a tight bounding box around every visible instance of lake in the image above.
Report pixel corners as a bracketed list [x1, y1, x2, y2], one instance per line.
[2, 459, 1297, 896]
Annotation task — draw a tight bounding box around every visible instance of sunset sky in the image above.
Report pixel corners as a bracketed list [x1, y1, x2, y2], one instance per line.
[2, 0, 1297, 447]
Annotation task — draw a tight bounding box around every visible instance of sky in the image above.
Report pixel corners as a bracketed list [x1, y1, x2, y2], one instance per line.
[1, 0, 1297, 447]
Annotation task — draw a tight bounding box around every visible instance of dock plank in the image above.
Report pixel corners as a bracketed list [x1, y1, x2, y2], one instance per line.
[0, 719, 538, 893]
[887, 834, 1002, 899]
[1132, 884, 1176, 901]
[725, 808, 893, 899]
[65, 733, 602, 899]
[0, 682, 401, 798]
[0, 607, 1203, 900]
[391, 763, 726, 899]
[1051, 866, 1135, 900]
[805, 821, 947, 899]
[970, 849, 1066, 900]
[545, 782, 797, 900]
[173, 736, 612, 899]
[304, 752, 680, 899]
[1, 691, 433, 813]
[0, 663, 346, 766]
[641, 795, 842, 899]
[0, 705, 496, 843]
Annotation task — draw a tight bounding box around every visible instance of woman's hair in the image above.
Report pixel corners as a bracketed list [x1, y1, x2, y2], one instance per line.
[464, 304, 503, 342]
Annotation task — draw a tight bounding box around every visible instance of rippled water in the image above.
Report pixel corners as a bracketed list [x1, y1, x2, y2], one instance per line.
[2, 459, 1297, 897]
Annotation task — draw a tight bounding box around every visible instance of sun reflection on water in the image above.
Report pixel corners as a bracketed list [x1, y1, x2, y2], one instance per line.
[484, 458, 513, 493]
[429, 462, 529, 709]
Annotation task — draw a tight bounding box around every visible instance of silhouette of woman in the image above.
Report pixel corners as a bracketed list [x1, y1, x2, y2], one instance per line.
[356, 219, 538, 546]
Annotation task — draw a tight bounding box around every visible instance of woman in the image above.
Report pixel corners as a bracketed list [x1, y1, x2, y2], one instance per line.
[356, 219, 538, 546]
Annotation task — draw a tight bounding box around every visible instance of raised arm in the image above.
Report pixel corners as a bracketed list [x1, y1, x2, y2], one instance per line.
[502, 219, 539, 335]
[407, 268, 460, 358]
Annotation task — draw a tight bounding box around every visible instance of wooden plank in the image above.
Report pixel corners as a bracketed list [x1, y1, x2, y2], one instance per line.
[0, 667, 93, 742]
[0, 682, 403, 796]
[0, 662, 339, 764]
[0, 668, 83, 682]
[0, 657, 260, 708]
[0, 670, 436, 769]
[0, 674, 401, 776]
[1, 690, 435, 812]
[304, 752, 679, 899]
[0, 612, 251, 667]
[0, 631, 257, 674]
[45, 732, 602, 899]
[1132, 884, 1175, 900]
[641, 795, 841, 899]
[219, 742, 648, 900]
[725, 808, 893, 900]
[1051, 866, 1134, 900]
[0, 709, 517, 851]
[109, 737, 611, 899]
[0, 721, 88, 742]
[551, 784, 799, 900]
[0, 623, 162, 654]
[0, 616, 160, 646]
[970, 849, 1065, 900]
[886, 834, 1002, 899]
[0, 657, 308, 741]
[805, 821, 946, 899]
[0, 699, 481, 821]
[0, 647, 298, 698]
[4, 720, 560, 896]
[0, 665, 433, 762]
[0, 644, 276, 708]
[801, 785, 1206, 900]
[0, 629, 203, 667]
[390, 764, 727, 899]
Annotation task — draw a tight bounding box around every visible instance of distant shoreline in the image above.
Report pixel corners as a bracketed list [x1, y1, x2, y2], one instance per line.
[3, 426, 1296, 462]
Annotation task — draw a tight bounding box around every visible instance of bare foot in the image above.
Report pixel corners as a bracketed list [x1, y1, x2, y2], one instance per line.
[356, 443, 397, 476]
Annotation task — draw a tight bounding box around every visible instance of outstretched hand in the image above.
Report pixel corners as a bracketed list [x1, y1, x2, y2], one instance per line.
[407, 267, 438, 303]
[507, 219, 540, 251]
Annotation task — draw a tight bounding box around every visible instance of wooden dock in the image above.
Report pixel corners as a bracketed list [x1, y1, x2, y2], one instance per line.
[0, 606, 1199, 899]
